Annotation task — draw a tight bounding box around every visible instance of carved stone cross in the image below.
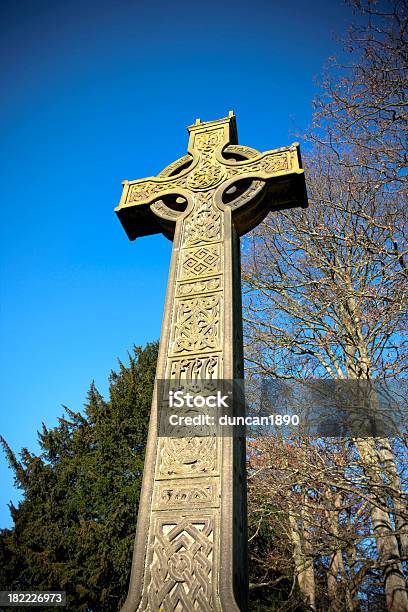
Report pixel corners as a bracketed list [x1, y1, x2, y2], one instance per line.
[115, 112, 307, 612]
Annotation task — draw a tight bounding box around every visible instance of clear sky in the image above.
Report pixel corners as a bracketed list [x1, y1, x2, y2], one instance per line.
[0, 0, 353, 528]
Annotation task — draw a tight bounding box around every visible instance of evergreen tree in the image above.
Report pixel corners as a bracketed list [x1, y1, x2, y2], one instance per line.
[0, 342, 158, 611]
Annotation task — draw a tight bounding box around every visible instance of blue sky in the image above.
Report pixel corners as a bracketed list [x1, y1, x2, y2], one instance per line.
[0, 0, 353, 528]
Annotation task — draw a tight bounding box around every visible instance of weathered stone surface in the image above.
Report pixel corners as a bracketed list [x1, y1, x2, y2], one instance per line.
[115, 113, 307, 611]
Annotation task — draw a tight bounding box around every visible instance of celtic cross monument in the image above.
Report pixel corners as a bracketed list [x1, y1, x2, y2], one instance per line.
[115, 112, 308, 612]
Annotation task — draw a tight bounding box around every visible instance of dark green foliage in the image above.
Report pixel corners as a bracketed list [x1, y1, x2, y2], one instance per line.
[0, 343, 158, 611]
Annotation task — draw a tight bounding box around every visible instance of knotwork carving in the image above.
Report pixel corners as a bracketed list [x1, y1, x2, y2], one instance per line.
[172, 296, 221, 354]
[129, 177, 184, 203]
[195, 130, 223, 154]
[158, 437, 217, 477]
[187, 130, 225, 190]
[263, 153, 289, 173]
[183, 193, 221, 246]
[147, 514, 215, 611]
[230, 152, 289, 177]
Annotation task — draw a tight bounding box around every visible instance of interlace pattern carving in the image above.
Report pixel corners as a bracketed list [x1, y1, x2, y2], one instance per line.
[235, 152, 288, 175]
[172, 296, 220, 354]
[158, 437, 217, 477]
[129, 177, 184, 203]
[187, 130, 225, 190]
[147, 515, 215, 611]
[183, 193, 221, 246]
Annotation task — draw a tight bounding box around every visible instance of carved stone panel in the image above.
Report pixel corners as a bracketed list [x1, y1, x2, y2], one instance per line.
[177, 278, 222, 298]
[171, 295, 222, 355]
[167, 355, 222, 382]
[187, 130, 225, 190]
[183, 193, 222, 246]
[152, 479, 219, 511]
[157, 437, 218, 478]
[180, 245, 222, 280]
[145, 512, 218, 612]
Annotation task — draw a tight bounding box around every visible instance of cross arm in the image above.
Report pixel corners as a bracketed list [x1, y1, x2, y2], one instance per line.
[219, 142, 307, 211]
[114, 168, 193, 240]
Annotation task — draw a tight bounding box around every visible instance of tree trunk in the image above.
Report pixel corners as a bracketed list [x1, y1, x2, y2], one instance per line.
[288, 503, 316, 610]
[355, 438, 408, 612]
[377, 438, 408, 558]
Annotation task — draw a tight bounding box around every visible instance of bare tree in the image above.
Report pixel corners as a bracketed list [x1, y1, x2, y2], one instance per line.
[243, 152, 407, 382]
[311, 0, 407, 193]
[247, 435, 393, 611]
[244, 1, 408, 609]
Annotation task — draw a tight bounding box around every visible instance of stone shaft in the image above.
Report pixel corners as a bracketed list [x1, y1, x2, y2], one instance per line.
[125, 198, 245, 612]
